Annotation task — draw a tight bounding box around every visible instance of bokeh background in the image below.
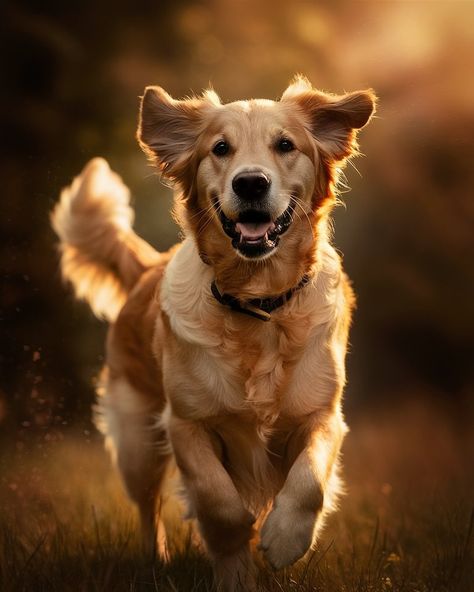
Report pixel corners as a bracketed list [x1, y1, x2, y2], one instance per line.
[2, 0, 473, 440]
[1, 1, 474, 590]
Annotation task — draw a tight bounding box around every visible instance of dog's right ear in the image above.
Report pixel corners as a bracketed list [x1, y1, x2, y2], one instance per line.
[137, 87, 219, 182]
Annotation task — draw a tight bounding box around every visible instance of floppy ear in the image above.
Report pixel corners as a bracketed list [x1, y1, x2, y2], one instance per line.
[282, 77, 377, 161]
[137, 86, 219, 181]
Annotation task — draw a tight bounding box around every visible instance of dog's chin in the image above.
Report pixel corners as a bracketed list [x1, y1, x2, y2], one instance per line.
[218, 205, 294, 260]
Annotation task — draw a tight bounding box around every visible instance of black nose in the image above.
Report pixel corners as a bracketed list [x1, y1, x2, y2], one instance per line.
[232, 172, 270, 201]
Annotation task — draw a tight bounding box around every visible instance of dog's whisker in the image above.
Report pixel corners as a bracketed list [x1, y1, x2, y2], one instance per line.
[188, 200, 222, 236]
[188, 208, 217, 230]
[193, 211, 215, 230]
[188, 202, 216, 221]
[335, 169, 351, 196]
[292, 197, 315, 239]
[347, 158, 362, 178]
[196, 211, 217, 238]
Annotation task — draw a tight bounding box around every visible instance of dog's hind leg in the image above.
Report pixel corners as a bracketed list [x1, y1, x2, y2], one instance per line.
[95, 376, 171, 560]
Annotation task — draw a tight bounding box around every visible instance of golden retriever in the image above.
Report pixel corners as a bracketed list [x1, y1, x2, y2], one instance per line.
[51, 75, 376, 591]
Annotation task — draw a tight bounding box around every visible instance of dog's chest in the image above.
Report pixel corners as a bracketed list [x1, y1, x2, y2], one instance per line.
[166, 315, 336, 424]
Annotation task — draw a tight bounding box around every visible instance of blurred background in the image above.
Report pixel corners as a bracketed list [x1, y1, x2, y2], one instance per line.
[1, 0, 474, 453]
[1, 3, 474, 590]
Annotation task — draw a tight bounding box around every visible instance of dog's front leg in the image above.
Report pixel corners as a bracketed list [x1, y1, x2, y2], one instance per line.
[260, 410, 347, 570]
[169, 415, 257, 591]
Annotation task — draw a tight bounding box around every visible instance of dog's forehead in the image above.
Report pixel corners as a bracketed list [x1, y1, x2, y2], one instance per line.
[208, 99, 294, 138]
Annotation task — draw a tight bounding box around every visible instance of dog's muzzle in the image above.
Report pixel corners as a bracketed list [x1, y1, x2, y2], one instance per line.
[219, 204, 294, 259]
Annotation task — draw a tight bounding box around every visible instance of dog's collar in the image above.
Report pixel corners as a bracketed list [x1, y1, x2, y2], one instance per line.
[210, 274, 311, 322]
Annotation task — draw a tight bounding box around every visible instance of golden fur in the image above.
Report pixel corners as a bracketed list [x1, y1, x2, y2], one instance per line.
[52, 76, 376, 591]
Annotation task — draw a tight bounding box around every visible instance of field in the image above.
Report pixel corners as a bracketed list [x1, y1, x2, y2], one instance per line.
[1, 401, 473, 592]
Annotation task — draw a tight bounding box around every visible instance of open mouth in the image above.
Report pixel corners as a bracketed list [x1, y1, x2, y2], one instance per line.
[218, 204, 294, 258]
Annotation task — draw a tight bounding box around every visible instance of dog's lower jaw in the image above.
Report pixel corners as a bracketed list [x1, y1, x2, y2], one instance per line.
[232, 239, 280, 261]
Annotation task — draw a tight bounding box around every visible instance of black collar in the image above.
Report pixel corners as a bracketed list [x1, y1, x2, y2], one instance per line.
[210, 274, 311, 322]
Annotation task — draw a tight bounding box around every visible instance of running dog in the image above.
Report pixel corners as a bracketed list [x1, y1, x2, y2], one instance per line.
[52, 76, 376, 590]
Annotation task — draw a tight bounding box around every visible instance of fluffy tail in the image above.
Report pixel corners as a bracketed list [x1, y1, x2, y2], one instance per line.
[51, 158, 160, 321]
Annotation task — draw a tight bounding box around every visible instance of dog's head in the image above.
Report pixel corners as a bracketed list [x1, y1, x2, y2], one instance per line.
[138, 77, 376, 274]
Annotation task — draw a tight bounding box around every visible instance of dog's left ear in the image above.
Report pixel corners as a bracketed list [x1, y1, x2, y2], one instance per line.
[138, 86, 220, 181]
[282, 77, 377, 161]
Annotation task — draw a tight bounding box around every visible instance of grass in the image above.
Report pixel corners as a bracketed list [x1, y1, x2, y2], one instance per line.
[0, 401, 473, 591]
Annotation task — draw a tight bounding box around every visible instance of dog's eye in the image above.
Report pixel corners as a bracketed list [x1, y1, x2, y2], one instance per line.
[276, 138, 295, 153]
[212, 140, 230, 157]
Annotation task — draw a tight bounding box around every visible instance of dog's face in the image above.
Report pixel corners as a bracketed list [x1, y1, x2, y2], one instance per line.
[195, 100, 319, 260]
[138, 77, 376, 263]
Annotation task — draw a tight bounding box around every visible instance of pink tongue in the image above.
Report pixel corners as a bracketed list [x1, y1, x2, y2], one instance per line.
[236, 221, 275, 240]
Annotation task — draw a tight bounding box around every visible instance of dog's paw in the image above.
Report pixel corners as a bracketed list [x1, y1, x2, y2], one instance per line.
[259, 497, 317, 570]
